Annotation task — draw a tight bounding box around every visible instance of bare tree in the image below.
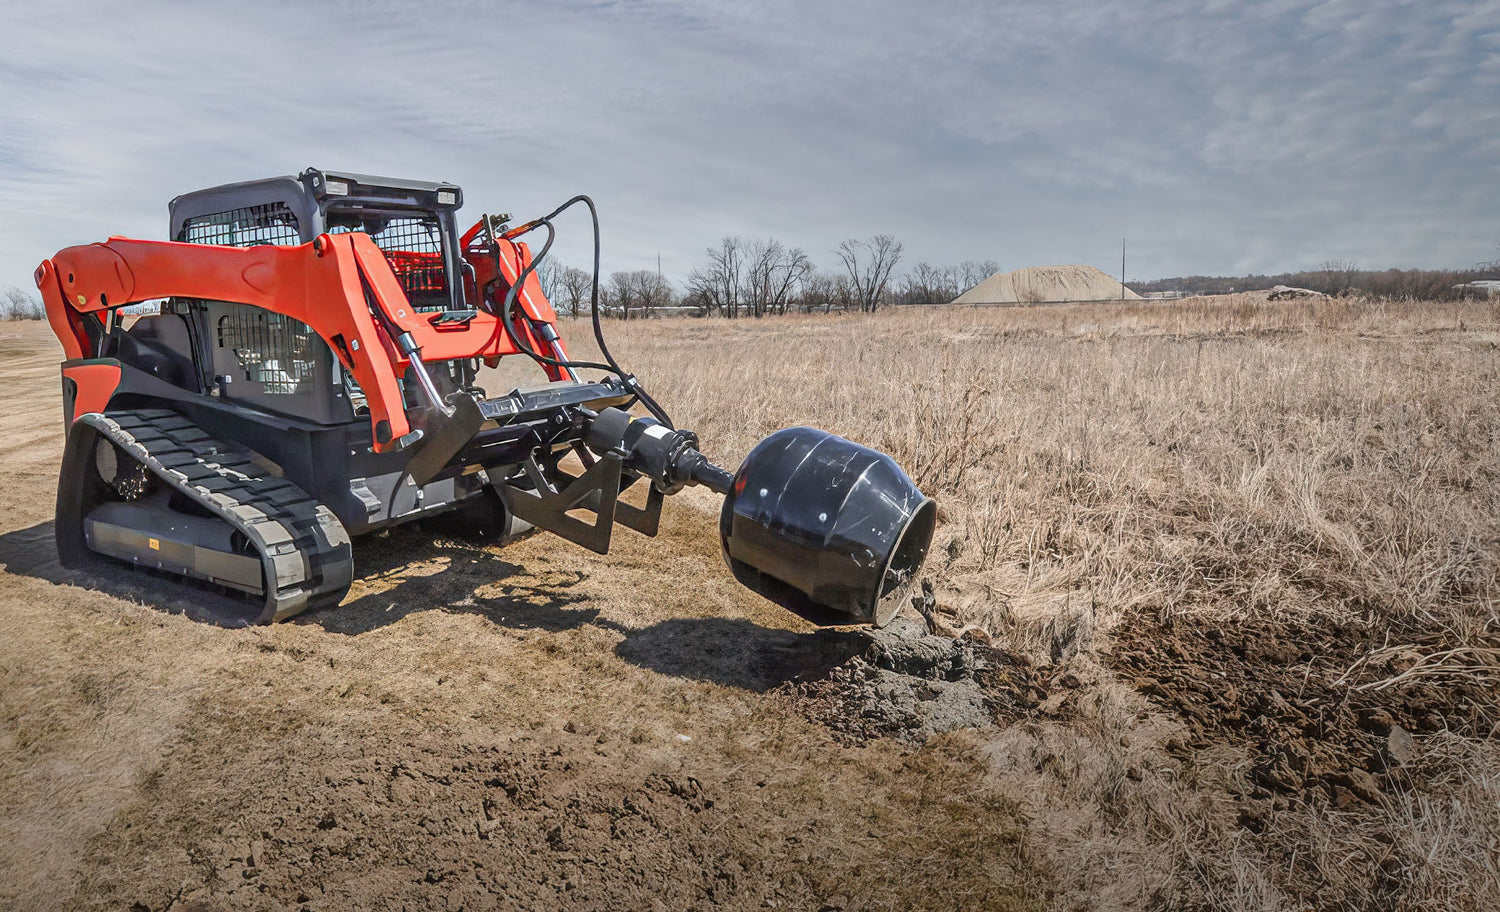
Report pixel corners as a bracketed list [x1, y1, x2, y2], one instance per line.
[557, 266, 593, 317]
[608, 271, 637, 320]
[798, 270, 854, 313]
[535, 260, 594, 317]
[678, 284, 709, 317]
[629, 270, 675, 317]
[3, 286, 44, 321]
[1481, 239, 1500, 273]
[535, 257, 565, 307]
[836, 235, 903, 313]
[687, 237, 811, 318]
[744, 239, 811, 317]
[892, 259, 999, 304]
[607, 270, 674, 320]
[897, 262, 961, 305]
[957, 259, 1000, 295]
[1318, 258, 1361, 296]
[770, 245, 812, 315]
[686, 236, 744, 318]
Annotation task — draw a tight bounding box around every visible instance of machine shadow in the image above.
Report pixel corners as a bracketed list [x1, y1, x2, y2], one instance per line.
[313, 525, 871, 688]
[311, 528, 867, 692]
[610, 618, 870, 693]
[0, 521, 870, 692]
[300, 526, 601, 636]
[0, 520, 275, 623]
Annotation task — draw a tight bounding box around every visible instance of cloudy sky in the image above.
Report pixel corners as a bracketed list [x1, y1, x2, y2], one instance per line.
[2, 0, 1497, 292]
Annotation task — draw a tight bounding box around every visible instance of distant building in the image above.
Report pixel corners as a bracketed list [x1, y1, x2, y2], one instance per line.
[1454, 280, 1500, 298]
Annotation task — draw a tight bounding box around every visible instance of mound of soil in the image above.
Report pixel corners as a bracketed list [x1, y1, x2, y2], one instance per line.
[777, 618, 1046, 744]
[1107, 612, 1496, 813]
[953, 265, 1142, 305]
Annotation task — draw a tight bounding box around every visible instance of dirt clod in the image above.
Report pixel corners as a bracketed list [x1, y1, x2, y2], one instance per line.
[779, 617, 1044, 743]
[1383, 724, 1415, 768]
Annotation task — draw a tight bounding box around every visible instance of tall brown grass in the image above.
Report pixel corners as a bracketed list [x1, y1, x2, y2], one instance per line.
[553, 293, 1500, 910]
[569, 295, 1498, 632]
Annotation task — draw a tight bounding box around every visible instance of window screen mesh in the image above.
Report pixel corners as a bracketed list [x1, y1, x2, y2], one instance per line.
[178, 204, 301, 247]
[216, 310, 319, 395]
[330, 214, 450, 309]
[181, 204, 455, 311]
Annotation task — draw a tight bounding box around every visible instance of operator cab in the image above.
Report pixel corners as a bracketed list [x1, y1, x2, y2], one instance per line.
[170, 168, 469, 314]
[107, 168, 488, 426]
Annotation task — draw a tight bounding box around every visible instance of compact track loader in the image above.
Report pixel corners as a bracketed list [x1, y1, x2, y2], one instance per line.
[36, 169, 934, 626]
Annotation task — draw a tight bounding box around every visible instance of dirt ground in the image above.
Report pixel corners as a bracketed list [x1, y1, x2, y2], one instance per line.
[0, 320, 1047, 912]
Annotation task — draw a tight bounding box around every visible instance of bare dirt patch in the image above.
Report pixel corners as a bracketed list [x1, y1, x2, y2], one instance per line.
[0, 320, 1047, 911]
[1109, 612, 1498, 812]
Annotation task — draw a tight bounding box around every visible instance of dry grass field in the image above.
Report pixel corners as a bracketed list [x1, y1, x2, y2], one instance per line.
[576, 295, 1500, 910]
[1, 293, 1497, 911]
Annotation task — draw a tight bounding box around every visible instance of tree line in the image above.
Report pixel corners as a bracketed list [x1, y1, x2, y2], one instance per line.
[1, 286, 45, 320]
[536, 234, 1003, 319]
[1129, 257, 1500, 302]
[3, 234, 973, 324]
[549, 240, 1500, 319]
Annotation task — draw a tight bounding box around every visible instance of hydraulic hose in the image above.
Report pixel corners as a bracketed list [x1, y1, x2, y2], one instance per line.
[491, 196, 674, 428]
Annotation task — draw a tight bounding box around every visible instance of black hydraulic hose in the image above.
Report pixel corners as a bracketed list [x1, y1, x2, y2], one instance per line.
[491, 220, 656, 415]
[493, 195, 674, 428]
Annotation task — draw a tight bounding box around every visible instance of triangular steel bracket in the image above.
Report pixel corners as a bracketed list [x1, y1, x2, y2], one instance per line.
[500, 450, 662, 554]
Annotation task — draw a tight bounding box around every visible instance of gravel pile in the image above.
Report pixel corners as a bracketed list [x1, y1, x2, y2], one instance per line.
[954, 264, 1141, 304]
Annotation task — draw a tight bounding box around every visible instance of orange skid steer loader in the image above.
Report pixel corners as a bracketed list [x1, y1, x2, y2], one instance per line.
[36, 169, 935, 626]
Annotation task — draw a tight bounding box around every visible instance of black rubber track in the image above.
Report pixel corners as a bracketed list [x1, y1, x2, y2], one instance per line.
[75, 409, 353, 624]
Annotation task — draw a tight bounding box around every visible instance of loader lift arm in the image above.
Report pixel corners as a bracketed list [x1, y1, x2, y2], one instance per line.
[36, 231, 554, 452]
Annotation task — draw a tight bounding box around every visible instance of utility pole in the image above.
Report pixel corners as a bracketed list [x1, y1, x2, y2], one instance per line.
[1121, 238, 1126, 301]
